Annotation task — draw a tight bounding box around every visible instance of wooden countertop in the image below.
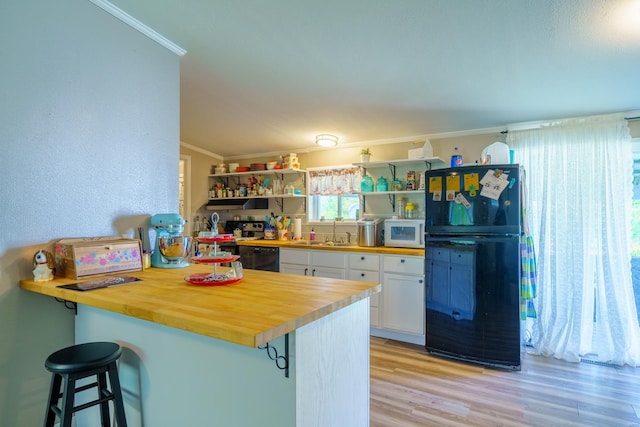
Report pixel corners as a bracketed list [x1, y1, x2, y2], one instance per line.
[238, 239, 425, 256]
[20, 265, 379, 348]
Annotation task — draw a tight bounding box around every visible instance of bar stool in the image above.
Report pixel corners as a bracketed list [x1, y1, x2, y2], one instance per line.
[44, 341, 127, 427]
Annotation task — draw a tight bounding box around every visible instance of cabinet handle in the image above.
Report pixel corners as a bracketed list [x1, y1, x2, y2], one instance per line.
[418, 279, 423, 284]
[312, 268, 316, 276]
[361, 273, 365, 277]
[304, 268, 308, 276]
[361, 256, 365, 260]
[400, 259, 405, 263]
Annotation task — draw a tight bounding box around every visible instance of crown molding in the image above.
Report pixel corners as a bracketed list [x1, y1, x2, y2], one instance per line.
[180, 141, 224, 160]
[88, 0, 186, 56]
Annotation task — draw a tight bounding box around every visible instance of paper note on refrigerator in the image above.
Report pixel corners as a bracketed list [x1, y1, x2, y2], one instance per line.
[464, 173, 479, 192]
[480, 170, 509, 200]
[428, 176, 442, 193]
[445, 175, 460, 201]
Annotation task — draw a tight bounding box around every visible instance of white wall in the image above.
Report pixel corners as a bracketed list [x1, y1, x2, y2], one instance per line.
[0, 0, 180, 424]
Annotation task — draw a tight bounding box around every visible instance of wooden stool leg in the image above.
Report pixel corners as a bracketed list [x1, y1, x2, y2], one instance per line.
[97, 372, 111, 426]
[59, 375, 75, 427]
[44, 373, 62, 427]
[107, 363, 128, 426]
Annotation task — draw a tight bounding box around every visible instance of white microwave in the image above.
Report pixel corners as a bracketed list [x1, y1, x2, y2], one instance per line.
[384, 219, 425, 248]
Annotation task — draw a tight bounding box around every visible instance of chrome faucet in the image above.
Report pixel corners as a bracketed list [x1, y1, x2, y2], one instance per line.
[332, 220, 337, 243]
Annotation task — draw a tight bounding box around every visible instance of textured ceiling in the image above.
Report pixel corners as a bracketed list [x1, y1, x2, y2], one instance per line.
[107, 0, 640, 157]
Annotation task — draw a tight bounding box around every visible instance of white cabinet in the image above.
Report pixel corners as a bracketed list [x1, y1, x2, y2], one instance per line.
[380, 255, 425, 339]
[425, 246, 475, 320]
[281, 247, 426, 345]
[347, 253, 381, 327]
[280, 248, 346, 279]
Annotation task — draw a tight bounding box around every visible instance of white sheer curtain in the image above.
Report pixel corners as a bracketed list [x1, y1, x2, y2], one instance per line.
[507, 114, 640, 366]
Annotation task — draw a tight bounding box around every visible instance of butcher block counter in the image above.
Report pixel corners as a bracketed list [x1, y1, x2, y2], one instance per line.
[20, 265, 377, 427]
[20, 264, 379, 348]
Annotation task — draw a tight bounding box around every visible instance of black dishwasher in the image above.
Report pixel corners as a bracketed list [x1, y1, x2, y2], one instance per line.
[238, 246, 279, 272]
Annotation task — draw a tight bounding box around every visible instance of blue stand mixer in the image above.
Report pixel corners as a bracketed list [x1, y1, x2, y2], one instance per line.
[150, 213, 191, 268]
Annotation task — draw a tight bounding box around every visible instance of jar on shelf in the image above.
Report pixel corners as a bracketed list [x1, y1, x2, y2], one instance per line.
[376, 176, 388, 192]
[405, 202, 416, 218]
[396, 197, 407, 219]
[360, 175, 374, 192]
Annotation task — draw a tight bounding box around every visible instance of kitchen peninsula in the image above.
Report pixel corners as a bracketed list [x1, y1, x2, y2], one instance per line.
[20, 265, 379, 427]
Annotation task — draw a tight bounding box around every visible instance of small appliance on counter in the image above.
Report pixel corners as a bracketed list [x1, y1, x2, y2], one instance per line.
[356, 218, 383, 247]
[384, 219, 424, 248]
[150, 213, 191, 268]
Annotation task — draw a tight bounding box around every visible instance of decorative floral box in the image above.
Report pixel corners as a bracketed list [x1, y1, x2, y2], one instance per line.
[54, 236, 142, 279]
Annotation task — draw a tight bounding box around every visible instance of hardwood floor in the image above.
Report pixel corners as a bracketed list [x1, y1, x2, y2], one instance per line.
[370, 337, 640, 427]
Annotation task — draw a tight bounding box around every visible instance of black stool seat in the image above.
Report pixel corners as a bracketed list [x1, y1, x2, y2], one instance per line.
[44, 342, 127, 427]
[46, 342, 122, 372]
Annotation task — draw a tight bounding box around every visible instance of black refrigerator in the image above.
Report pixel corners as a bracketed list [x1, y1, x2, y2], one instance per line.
[424, 164, 521, 370]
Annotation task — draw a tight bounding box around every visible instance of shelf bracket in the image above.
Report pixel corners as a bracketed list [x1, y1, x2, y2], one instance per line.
[258, 333, 289, 378]
[274, 197, 284, 211]
[54, 297, 77, 315]
[387, 193, 396, 211]
[387, 164, 397, 180]
[359, 193, 366, 214]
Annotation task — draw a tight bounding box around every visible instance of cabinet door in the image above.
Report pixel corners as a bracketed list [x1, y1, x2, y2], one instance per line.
[280, 248, 310, 266]
[311, 250, 346, 269]
[382, 273, 424, 335]
[348, 269, 381, 327]
[348, 270, 380, 306]
[280, 263, 308, 276]
[311, 266, 345, 279]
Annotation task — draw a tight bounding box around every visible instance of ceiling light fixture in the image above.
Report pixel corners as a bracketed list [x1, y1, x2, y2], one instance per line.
[315, 134, 338, 147]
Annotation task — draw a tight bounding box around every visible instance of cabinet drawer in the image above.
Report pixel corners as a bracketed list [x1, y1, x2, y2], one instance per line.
[348, 269, 380, 284]
[312, 250, 346, 268]
[280, 248, 310, 265]
[383, 255, 424, 275]
[348, 253, 380, 271]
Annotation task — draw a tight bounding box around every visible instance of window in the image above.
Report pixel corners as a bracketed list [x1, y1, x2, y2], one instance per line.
[307, 166, 360, 221]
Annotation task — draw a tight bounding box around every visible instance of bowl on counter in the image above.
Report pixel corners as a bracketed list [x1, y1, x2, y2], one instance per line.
[157, 236, 192, 264]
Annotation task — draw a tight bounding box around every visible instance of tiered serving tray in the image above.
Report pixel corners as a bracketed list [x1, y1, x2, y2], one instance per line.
[186, 235, 243, 286]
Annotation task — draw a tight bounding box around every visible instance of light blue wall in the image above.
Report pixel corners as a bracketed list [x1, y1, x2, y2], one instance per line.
[0, 0, 180, 424]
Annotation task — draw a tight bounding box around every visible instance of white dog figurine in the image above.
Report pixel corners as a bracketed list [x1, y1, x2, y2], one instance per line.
[32, 250, 55, 281]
